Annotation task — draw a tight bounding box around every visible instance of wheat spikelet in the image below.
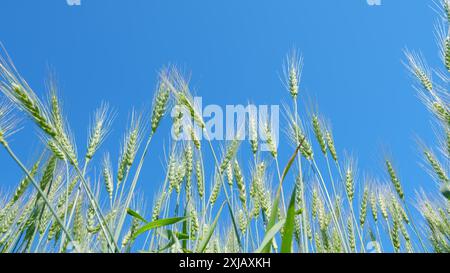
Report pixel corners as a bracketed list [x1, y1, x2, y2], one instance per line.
[161, 68, 205, 129]
[331, 228, 342, 253]
[386, 160, 404, 199]
[175, 161, 186, 194]
[151, 193, 164, 221]
[238, 209, 247, 233]
[347, 216, 356, 252]
[314, 232, 323, 253]
[261, 189, 272, 218]
[172, 104, 184, 138]
[424, 149, 449, 183]
[0, 48, 57, 139]
[86, 206, 100, 234]
[391, 209, 401, 252]
[432, 100, 450, 126]
[445, 129, 450, 158]
[283, 49, 303, 99]
[311, 187, 318, 218]
[443, 36, 450, 72]
[317, 196, 328, 232]
[295, 175, 304, 213]
[250, 163, 265, 218]
[190, 126, 201, 150]
[168, 153, 178, 193]
[47, 139, 65, 160]
[73, 194, 84, 243]
[12, 159, 40, 203]
[86, 103, 113, 160]
[378, 193, 389, 221]
[39, 155, 57, 191]
[117, 110, 143, 183]
[334, 195, 342, 220]
[102, 153, 114, 202]
[325, 130, 338, 162]
[219, 138, 241, 173]
[443, 0, 450, 21]
[391, 196, 409, 224]
[184, 144, 193, 198]
[0, 204, 18, 234]
[195, 159, 204, 198]
[287, 114, 313, 159]
[370, 190, 378, 222]
[404, 50, 433, 92]
[233, 160, 247, 208]
[249, 112, 258, 155]
[264, 123, 277, 158]
[359, 186, 369, 227]
[121, 216, 140, 249]
[16, 196, 35, 227]
[345, 165, 355, 202]
[188, 203, 199, 236]
[226, 162, 233, 186]
[0, 99, 20, 146]
[209, 175, 222, 205]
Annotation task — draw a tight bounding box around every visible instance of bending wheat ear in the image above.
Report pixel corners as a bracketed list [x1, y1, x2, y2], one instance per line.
[310, 158, 350, 252]
[50, 94, 118, 252]
[204, 131, 243, 251]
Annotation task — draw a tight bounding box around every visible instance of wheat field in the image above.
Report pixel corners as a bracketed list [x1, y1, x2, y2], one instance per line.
[0, 1, 449, 253]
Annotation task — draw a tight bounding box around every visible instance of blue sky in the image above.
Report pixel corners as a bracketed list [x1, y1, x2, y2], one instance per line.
[0, 0, 442, 218]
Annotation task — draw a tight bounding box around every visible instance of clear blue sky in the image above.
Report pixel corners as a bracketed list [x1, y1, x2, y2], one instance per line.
[0, 0, 440, 212]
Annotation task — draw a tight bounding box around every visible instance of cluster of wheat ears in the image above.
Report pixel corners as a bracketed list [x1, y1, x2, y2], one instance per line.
[0, 3, 449, 254]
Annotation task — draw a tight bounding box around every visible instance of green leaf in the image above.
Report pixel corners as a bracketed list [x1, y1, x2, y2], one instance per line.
[255, 219, 286, 253]
[197, 202, 225, 253]
[127, 208, 148, 223]
[261, 140, 304, 253]
[281, 185, 297, 253]
[132, 217, 187, 240]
